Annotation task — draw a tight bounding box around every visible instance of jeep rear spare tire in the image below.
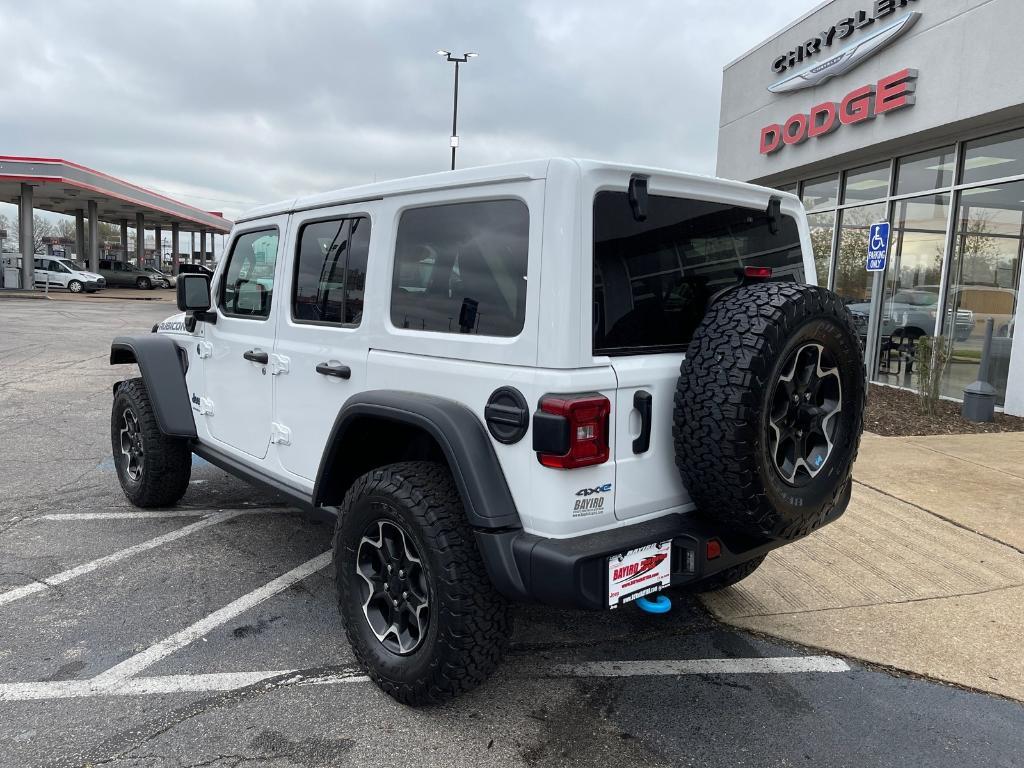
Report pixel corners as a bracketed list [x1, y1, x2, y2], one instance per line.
[673, 282, 865, 541]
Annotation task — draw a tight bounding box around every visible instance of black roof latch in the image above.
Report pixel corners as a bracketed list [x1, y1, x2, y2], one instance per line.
[766, 195, 782, 235]
[628, 175, 649, 222]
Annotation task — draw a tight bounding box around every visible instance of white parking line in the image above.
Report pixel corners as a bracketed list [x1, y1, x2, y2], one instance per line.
[0, 512, 243, 607]
[35, 509, 292, 521]
[0, 655, 852, 702]
[548, 656, 850, 677]
[90, 551, 333, 688]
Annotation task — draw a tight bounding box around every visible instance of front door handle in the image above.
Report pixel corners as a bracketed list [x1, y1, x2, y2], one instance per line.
[243, 349, 269, 364]
[316, 362, 351, 379]
[632, 390, 653, 454]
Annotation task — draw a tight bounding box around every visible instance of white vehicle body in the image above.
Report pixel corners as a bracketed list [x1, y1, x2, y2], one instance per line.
[37, 256, 106, 292]
[155, 158, 814, 540]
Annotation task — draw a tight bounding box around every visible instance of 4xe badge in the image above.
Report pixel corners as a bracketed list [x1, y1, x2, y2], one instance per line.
[573, 483, 611, 518]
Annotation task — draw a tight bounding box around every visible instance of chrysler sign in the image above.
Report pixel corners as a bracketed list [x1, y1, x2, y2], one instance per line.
[760, 69, 917, 155]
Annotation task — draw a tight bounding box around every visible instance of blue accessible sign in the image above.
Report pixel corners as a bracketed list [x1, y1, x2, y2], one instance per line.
[866, 222, 889, 272]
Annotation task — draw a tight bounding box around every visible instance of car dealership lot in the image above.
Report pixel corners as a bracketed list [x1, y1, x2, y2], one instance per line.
[1, 297, 1022, 768]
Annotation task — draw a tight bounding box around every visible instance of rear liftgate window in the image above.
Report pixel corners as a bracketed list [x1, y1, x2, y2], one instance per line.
[593, 191, 803, 355]
[391, 199, 529, 337]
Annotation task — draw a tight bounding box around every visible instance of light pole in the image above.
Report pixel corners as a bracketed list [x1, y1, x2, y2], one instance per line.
[436, 50, 478, 170]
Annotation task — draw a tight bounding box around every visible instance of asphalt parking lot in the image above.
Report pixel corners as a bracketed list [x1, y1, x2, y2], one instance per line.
[1, 296, 1022, 768]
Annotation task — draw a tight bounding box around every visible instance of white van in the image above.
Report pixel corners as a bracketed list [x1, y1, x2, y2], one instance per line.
[32, 256, 106, 293]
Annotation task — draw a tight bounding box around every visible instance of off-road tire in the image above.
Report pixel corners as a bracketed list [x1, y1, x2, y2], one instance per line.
[684, 555, 766, 593]
[673, 282, 865, 541]
[334, 461, 511, 706]
[68, 280, 83, 293]
[136, 276, 152, 290]
[110, 378, 191, 507]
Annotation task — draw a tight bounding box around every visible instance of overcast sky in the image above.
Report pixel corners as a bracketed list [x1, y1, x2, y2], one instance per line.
[1, 0, 819, 224]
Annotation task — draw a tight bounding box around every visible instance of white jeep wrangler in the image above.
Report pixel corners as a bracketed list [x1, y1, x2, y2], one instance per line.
[109, 159, 865, 705]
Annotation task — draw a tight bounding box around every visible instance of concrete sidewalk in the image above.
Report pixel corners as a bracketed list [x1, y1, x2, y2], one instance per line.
[703, 432, 1024, 702]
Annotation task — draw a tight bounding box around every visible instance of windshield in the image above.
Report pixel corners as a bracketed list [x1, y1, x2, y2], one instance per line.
[592, 191, 804, 355]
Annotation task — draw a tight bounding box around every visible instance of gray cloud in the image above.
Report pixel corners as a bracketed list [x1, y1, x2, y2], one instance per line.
[0, 0, 818, 221]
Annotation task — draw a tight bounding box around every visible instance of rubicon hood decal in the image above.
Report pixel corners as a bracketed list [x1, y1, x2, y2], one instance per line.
[768, 13, 920, 94]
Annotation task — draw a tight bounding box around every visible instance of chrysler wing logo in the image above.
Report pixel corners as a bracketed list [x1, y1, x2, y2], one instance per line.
[768, 13, 920, 94]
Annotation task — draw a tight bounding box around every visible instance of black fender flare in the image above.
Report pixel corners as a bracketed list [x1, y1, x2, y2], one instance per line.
[110, 335, 197, 438]
[312, 391, 521, 530]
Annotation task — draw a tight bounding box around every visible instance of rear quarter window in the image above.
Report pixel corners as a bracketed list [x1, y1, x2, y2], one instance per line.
[390, 199, 529, 337]
[593, 191, 803, 356]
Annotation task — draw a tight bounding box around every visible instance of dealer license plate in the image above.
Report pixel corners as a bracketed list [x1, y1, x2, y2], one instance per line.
[607, 540, 672, 609]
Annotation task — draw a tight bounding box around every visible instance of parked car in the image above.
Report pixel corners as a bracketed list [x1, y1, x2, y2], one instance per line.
[847, 289, 975, 342]
[0, 255, 105, 293]
[142, 265, 175, 288]
[98, 259, 158, 289]
[108, 159, 866, 705]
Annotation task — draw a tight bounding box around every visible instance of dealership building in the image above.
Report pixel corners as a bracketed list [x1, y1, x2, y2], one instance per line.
[718, 0, 1024, 415]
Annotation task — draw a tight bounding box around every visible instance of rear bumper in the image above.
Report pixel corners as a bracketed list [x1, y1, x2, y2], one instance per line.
[475, 502, 846, 610]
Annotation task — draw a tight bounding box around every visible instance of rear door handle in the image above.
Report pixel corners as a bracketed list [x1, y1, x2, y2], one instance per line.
[316, 362, 351, 379]
[632, 390, 653, 454]
[243, 349, 269, 364]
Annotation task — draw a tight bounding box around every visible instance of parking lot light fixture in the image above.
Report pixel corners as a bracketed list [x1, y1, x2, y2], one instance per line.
[437, 50, 478, 171]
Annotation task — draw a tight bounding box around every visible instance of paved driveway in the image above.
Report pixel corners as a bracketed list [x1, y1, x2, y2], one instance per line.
[1, 297, 1021, 768]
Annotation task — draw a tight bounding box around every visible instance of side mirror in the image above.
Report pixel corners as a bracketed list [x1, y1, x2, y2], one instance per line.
[177, 273, 211, 312]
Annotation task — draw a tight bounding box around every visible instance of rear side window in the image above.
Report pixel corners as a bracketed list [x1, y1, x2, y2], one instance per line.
[593, 191, 803, 355]
[293, 216, 370, 326]
[220, 229, 280, 319]
[391, 199, 529, 337]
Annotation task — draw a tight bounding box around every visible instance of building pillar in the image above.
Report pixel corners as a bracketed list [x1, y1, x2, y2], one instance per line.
[191, 231, 196, 264]
[19, 184, 34, 290]
[75, 210, 85, 265]
[120, 219, 129, 263]
[135, 212, 145, 266]
[199, 230, 207, 267]
[171, 223, 180, 274]
[88, 200, 99, 273]
[154, 225, 162, 268]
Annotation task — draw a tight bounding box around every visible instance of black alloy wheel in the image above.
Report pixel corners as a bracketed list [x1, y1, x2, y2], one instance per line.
[767, 342, 843, 486]
[355, 519, 430, 655]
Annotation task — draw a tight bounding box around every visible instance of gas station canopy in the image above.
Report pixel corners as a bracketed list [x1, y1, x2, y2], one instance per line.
[0, 155, 232, 233]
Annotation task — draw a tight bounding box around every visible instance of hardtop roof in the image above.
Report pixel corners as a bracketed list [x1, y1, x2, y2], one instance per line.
[234, 158, 799, 224]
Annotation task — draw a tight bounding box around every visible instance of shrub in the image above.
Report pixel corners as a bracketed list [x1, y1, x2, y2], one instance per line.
[915, 335, 949, 416]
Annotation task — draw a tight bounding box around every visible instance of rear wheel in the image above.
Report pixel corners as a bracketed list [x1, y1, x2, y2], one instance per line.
[110, 378, 191, 507]
[673, 282, 865, 541]
[68, 280, 83, 293]
[334, 461, 511, 706]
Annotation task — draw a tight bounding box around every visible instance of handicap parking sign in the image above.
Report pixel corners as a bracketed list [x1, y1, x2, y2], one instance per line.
[866, 222, 889, 272]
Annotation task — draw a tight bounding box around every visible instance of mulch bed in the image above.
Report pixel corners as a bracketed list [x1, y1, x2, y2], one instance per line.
[865, 383, 1024, 437]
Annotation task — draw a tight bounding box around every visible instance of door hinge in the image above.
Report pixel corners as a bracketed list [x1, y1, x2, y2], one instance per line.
[195, 396, 215, 416]
[269, 354, 290, 375]
[196, 341, 213, 359]
[270, 422, 292, 446]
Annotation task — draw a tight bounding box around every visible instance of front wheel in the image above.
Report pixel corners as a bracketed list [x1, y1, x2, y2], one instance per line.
[136, 277, 152, 290]
[68, 280, 83, 293]
[334, 461, 511, 706]
[110, 378, 191, 507]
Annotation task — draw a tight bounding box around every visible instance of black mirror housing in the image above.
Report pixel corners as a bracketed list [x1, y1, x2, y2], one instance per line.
[177, 273, 211, 313]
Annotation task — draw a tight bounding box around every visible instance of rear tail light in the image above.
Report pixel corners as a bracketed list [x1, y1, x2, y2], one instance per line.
[534, 393, 611, 469]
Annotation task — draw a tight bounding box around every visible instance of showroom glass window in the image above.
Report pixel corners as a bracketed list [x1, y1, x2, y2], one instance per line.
[801, 175, 839, 211]
[843, 162, 891, 204]
[896, 146, 955, 195]
[293, 216, 370, 326]
[833, 202, 888, 314]
[940, 181, 1023, 405]
[390, 200, 529, 337]
[806, 211, 835, 286]
[961, 128, 1024, 185]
